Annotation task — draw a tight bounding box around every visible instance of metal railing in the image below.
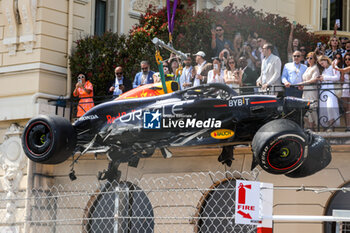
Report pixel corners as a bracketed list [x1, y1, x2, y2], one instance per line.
[49, 82, 350, 132]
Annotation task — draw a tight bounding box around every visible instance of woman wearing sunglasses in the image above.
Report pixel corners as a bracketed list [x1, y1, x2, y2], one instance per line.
[73, 73, 94, 118]
[325, 35, 344, 60]
[298, 52, 320, 130]
[224, 57, 242, 94]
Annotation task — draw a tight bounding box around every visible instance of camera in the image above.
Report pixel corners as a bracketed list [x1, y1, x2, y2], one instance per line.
[317, 42, 322, 48]
[78, 79, 82, 84]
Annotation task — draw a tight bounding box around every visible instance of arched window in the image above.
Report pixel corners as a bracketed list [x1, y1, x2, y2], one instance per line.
[194, 178, 256, 233]
[324, 181, 350, 233]
[84, 181, 154, 233]
[321, 0, 350, 31]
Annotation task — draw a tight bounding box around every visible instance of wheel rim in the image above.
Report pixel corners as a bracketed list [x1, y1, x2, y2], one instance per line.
[25, 121, 52, 157]
[267, 138, 303, 171]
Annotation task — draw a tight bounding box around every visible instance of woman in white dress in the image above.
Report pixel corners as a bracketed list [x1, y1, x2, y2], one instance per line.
[317, 55, 340, 130]
[334, 52, 350, 131]
[207, 57, 224, 84]
[223, 57, 242, 94]
[298, 52, 320, 130]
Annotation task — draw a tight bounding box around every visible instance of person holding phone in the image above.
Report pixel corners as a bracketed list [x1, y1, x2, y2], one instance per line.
[108, 66, 132, 97]
[333, 52, 350, 131]
[193, 51, 212, 86]
[211, 24, 233, 57]
[207, 57, 224, 84]
[73, 73, 94, 117]
[224, 57, 242, 93]
[287, 21, 300, 62]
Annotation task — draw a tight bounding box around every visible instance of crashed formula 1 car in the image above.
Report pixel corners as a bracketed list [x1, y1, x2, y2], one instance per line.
[22, 83, 331, 180]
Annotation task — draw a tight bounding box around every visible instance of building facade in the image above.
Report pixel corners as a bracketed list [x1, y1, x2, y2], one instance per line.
[0, 0, 350, 232]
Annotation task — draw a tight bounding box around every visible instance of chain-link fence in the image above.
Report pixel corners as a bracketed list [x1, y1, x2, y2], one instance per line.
[0, 170, 260, 233]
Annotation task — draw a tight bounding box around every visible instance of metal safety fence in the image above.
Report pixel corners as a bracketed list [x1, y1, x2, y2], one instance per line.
[0, 170, 259, 233]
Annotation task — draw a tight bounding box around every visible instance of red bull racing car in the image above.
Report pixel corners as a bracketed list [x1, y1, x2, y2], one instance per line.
[22, 83, 331, 180]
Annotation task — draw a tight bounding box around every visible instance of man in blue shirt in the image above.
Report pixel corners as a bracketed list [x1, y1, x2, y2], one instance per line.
[211, 25, 233, 57]
[281, 50, 307, 98]
[133, 61, 155, 88]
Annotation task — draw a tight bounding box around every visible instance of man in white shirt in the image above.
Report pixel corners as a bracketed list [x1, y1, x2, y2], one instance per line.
[193, 51, 212, 87]
[281, 50, 307, 97]
[179, 56, 193, 90]
[256, 43, 282, 94]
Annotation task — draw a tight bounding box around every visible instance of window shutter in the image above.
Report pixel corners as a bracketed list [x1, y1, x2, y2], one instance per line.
[107, 0, 117, 33]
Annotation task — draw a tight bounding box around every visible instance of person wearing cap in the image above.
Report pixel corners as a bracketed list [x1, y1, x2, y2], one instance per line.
[192, 51, 212, 87]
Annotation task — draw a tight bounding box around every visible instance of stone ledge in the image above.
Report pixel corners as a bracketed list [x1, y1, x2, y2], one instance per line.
[315, 132, 350, 146]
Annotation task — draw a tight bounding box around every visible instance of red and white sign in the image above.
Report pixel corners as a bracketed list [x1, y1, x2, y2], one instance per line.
[235, 180, 261, 225]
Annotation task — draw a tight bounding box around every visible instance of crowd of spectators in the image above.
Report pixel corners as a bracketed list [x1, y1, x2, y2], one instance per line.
[75, 23, 350, 131]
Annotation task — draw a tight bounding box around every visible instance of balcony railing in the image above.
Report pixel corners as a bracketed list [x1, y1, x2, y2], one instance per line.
[48, 82, 350, 133]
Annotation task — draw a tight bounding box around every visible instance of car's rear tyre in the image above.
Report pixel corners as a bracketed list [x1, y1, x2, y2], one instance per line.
[252, 119, 307, 175]
[285, 133, 331, 178]
[22, 115, 77, 164]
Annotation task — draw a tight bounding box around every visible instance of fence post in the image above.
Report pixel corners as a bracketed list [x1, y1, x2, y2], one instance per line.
[258, 182, 273, 233]
[335, 221, 341, 233]
[333, 209, 350, 233]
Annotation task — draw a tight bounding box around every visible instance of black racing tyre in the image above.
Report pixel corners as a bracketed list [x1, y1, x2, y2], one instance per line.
[285, 133, 331, 178]
[252, 119, 307, 175]
[22, 115, 77, 164]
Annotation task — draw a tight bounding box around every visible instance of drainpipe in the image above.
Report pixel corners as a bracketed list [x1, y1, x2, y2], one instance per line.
[66, 0, 74, 98]
[33, 0, 73, 103]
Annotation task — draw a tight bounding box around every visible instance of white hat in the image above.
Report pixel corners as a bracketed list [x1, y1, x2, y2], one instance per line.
[193, 51, 205, 57]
